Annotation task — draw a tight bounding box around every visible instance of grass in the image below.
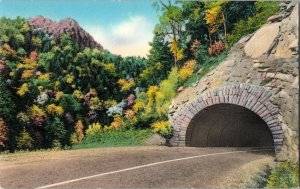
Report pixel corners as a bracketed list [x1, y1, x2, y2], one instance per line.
[72, 129, 153, 150]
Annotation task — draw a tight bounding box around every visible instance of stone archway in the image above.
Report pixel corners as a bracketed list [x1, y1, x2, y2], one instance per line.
[169, 84, 283, 153]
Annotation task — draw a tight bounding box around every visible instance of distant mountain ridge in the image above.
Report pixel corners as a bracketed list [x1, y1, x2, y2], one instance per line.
[28, 16, 103, 50]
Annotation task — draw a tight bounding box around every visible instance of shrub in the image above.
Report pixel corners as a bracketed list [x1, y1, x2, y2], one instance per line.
[74, 120, 84, 143]
[70, 133, 79, 146]
[44, 117, 67, 145]
[110, 115, 123, 129]
[51, 139, 62, 150]
[17, 83, 29, 96]
[178, 60, 196, 82]
[16, 129, 33, 150]
[28, 105, 46, 119]
[59, 94, 81, 113]
[106, 101, 126, 116]
[267, 162, 299, 188]
[117, 78, 135, 92]
[46, 104, 64, 116]
[0, 118, 7, 147]
[85, 122, 103, 143]
[151, 120, 172, 138]
[207, 40, 225, 56]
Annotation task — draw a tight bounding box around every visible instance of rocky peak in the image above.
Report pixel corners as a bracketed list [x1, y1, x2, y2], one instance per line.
[28, 16, 103, 50]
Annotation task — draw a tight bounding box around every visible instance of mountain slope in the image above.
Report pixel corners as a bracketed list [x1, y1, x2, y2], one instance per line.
[28, 16, 103, 50]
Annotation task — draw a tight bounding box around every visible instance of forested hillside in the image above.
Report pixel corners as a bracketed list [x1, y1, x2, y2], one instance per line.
[0, 1, 279, 151]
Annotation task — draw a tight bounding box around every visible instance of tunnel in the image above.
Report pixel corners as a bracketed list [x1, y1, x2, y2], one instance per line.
[186, 104, 274, 147]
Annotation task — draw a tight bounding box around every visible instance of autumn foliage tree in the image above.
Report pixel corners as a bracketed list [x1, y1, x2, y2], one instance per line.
[154, 1, 184, 66]
[205, 1, 228, 45]
[0, 118, 7, 147]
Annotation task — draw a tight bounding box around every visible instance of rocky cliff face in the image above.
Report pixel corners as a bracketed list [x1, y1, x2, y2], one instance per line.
[170, 1, 298, 162]
[28, 16, 103, 50]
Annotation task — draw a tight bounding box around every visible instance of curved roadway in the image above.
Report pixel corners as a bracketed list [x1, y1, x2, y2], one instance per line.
[0, 146, 274, 188]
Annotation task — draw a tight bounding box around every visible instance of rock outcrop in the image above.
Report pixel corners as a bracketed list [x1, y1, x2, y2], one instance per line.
[28, 16, 103, 50]
[169, 1, 298, 162]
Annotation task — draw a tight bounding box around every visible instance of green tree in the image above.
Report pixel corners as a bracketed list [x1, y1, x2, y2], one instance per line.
[0, 75, 15, 120]
[154, 1, 184, 66]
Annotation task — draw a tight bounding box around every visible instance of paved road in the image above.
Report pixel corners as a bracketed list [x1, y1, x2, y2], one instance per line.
[0, 146, 274, 188]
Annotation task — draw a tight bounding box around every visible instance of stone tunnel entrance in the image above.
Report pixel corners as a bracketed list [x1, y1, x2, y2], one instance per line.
[186, 104, 274, 147]
[169, 84, 284, 153]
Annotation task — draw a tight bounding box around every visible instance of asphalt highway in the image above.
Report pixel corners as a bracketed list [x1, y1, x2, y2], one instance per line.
[0, 146, 274, 188]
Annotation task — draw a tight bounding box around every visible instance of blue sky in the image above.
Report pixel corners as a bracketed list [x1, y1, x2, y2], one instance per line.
[0, 0, 160, 57]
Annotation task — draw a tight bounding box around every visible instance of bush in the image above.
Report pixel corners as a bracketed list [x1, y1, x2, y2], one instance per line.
[44, 117, 67, 146]
[85, 122, 103, 143]
[59, 94, 81, 113]
[16, 129, 33, 150]
[267, 162, 299, 188]
[151, 120, 172, 138]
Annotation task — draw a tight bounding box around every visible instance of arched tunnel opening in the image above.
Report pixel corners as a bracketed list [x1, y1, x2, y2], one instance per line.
[186, 104, 274, 147]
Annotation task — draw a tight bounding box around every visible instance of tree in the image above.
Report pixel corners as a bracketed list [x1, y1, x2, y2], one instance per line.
[0, 75, 15, 120]
[205, 1, 228, 45]
[154, 1, 185, 66]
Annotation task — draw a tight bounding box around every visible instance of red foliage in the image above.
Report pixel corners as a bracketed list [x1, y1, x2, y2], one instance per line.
[30, 51, 38, 60]
[207, 40, 225, 56]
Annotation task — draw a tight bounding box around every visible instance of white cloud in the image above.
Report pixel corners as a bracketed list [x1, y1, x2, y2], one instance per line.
[83, 15, 154, 57]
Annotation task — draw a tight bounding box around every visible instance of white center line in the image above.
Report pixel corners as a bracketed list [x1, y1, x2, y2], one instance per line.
[36, 148, 273, 189]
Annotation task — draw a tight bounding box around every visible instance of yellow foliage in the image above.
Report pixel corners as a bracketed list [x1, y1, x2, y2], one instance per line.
[151, 120, 172, 137]
[133, 101, 144, 113]
[73, 90, 84, 99]
[75, 120, 84, 143]
[117, 78, 135, 92]
[89, 97, 102, 110]
[66, 74, 74, 84]
[0, 44, 17, 57]
[205, 1, 227, 35]
[110, 115, 123, 129]
[102, 63, 116, 75]
[28, 105, 45, 119]
[104, 99, 117, 108]
[146, 86, 159, 99]
[125, 110, 136, 120]
[46, 104, 64, 116]
[21, 69, 34, 79]
[17, 83, 29, 96]
[86, 122, 102, 136]
[170, 39, 184, 62]
[38, 73, 50, 81]
[155, 91, 164, 101]
[18, 58, 37, 69]
[178, 60, 196, 81]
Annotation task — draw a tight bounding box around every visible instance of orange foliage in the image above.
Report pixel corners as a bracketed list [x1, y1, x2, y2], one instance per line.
[0, 118, 7, 147]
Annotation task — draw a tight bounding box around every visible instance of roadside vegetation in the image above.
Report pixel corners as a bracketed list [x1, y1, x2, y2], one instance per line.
[243, 162, 299, 188]
[0, 1, 279, 152]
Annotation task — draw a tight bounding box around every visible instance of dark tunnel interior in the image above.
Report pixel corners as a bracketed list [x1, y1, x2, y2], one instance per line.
[186, 104, 274, 147]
